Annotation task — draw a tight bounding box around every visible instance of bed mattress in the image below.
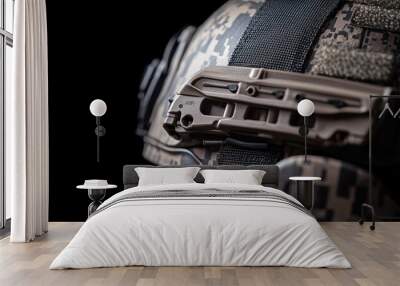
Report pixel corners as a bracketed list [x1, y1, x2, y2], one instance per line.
[50, 183, 350, 269]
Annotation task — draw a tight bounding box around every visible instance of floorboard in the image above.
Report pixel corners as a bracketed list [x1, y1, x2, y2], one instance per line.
[0, 222, 399, 286]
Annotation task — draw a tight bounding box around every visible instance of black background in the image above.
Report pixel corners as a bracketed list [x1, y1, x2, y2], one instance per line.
[47, 0, 227, 221]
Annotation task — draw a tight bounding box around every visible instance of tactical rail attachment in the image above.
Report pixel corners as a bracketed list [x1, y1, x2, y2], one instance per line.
[164, 66, 390, 146]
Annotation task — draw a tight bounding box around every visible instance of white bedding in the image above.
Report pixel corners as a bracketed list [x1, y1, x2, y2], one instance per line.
[50, 183, 351, 269]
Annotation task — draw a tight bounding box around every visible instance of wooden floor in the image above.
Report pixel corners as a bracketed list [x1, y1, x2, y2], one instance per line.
[0, 222, 399, 286]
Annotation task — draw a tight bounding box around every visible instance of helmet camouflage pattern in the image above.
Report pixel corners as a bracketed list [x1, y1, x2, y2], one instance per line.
[136, 0, 400, 220]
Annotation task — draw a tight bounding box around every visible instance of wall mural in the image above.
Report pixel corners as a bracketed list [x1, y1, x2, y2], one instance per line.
[135, 0, 400, 222]
[47, 0, 399, 222]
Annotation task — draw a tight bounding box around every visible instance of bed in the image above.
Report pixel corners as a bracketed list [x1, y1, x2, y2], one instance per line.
[50, 165, 350, 269]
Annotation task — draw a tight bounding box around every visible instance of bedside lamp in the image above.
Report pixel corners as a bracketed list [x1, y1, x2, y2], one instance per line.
[297, 99, 315, 164]
[90, 99, 107, 163]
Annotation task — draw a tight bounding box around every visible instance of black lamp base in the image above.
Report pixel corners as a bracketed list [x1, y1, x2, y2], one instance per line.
[95, 126, 106, 136]
[359, 203, 376, 231]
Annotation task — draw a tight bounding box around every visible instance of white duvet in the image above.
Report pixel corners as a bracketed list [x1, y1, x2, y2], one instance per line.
[50, 183, 350, 269]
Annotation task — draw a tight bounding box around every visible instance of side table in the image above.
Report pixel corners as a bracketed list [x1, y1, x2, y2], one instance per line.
[77, 180, 117, 217]
[289, 176, 321, 210]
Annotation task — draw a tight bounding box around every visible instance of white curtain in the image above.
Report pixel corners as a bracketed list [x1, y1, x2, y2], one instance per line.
[6, 0, 49, 242]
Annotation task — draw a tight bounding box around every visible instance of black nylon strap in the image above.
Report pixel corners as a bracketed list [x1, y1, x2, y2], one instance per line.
[217, 143, 283, 165]
[229, 0, 341, 72]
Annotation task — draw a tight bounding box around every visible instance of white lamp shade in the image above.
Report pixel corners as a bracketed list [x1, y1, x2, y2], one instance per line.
[90, 99, 107, 117]
[297, 99, 315, 117]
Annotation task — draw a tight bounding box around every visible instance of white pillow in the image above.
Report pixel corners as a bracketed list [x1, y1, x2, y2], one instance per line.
[200, 169, 266, 185]
[135, 167, 200, 186]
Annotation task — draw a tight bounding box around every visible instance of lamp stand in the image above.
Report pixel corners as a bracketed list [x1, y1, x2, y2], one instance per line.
[304, 116, 308, 164]
[359, 203, 376, 230]
[94, 117, 106, 163]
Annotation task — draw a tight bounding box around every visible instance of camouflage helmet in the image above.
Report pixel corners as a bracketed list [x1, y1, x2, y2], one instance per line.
[136, 0, 400, 220]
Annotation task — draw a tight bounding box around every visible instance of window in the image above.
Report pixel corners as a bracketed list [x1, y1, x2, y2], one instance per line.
[0, 0, 14, 230]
